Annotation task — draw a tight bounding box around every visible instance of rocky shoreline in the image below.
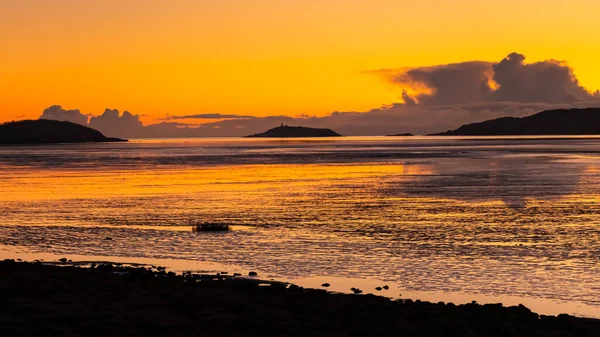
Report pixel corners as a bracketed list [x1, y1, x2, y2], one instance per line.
[2, 259, 599, 336]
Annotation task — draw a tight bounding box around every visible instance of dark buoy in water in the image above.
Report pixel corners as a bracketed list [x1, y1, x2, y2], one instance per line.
[375, 287, 382, 291]
[191, 223, 230, 232]
[383, 285, 389, 290]
[321, 283, 330, 288]
[248, 271, 258, 276]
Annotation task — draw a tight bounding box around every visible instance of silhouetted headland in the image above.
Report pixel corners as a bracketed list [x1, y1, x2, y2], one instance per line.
[431, 108, 600, 136]
[0, 119, 127, 144]
[2, 259, 600, 336]
[387, 133, 414, 136]
[245, 124, 342, 138]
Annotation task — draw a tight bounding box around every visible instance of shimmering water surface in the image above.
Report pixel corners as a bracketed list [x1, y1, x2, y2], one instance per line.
[1, 136, 600, 317]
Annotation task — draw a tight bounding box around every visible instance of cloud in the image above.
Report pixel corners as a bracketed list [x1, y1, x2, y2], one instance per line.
[37, 53, 600, 137]
[89, 109, 145, 138]
[492, 53, 596, 103]
[401, 90, 416, 106]
[192, 100, 600, 136]
[40, 105, 89, 125]
[164, 113, 256, 120]
[381, 61, 494, 105]
[37, 100, 600, 138]
[376, 52, 599, 105]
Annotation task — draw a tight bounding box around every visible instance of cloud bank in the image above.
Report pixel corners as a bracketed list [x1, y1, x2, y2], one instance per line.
[40, 105, 89, 126]
[164, 113, 255, 120]
[38, 53, 600, 137]
[380, 52, 598, 105]
[89, 109, 145, 137]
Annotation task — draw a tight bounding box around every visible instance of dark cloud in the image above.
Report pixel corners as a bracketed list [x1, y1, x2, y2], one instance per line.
[492, 53, 594, 103]
[401, 90, 416, 106]
[377, 53, 599, 105]
[40, 105, 89, 125]
[387, 61, 494, 105]
[88, 109, 145, 138]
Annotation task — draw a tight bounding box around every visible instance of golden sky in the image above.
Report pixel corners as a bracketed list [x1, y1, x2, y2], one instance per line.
[1, 0, 599, 124]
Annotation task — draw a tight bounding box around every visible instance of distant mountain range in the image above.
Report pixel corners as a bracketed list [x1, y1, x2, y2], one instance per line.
[245, 125, 342, 138]
[0, 120, 127, 144]
[431, 108, 600, 136]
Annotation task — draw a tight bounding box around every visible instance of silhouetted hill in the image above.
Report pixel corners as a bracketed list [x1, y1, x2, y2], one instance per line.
[431, 108, 600, 136]
[0, 120, 127, 144]
[245, 125, 342, 137]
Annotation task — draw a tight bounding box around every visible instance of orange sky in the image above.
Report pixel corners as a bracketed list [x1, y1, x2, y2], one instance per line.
[1, 0, 600, 125]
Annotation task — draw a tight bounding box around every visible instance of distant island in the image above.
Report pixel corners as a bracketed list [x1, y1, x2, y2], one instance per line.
[245, 124, 342, 138]
[387, 133, 414, 137]
[0, 119, 127, 144]
[431, 108, 600, 136]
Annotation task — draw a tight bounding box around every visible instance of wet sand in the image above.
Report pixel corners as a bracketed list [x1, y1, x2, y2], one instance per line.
[2, 259, 599, 337]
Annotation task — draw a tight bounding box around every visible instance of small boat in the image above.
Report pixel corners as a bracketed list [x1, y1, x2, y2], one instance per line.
[191, 223, 230, 232]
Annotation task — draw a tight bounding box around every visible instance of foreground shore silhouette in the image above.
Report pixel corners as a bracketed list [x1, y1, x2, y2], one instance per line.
[2, 260, 599, 337]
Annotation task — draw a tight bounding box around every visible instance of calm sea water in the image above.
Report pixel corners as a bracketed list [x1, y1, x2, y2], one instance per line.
[1, 136, 600, 317]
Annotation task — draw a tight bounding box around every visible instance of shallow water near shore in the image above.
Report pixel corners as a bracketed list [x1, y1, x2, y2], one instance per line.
[1, 136, 600, 318]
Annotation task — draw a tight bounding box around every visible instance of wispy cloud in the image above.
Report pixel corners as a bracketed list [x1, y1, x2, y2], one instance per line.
[162, 113, 256, 120]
